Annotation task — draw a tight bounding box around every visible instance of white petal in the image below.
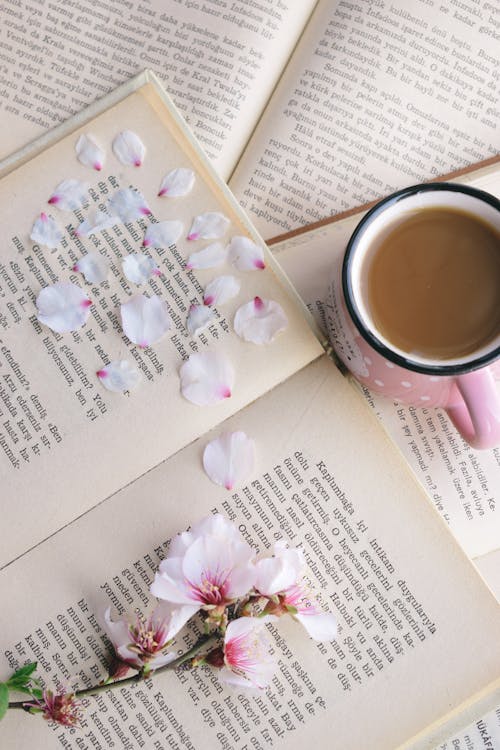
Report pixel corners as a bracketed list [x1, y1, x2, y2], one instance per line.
[186, 242, 227, 270]
[96, 360, 142, 393]
[36, 281, 92, 333]
[76, 208, 119, 237]
[30, 213, 62, 248]
[112, 130, 146, 167]
[120, 294, 171, 348]
[294, 612, 338, 642]
[179, 350, 235, 406]
[187, 211, 230, 241]
[122, 254, 160, 285]
[203, 431, 255, 490]
[144, 220, 183, 248]
[187, 304, 214, 335]
[158, 167, 195, 197]
[76, 133, 105, 171]
[203, 275, 240, 306]
[108, 188, 151, 222]
[234, 297, 288, 344]
[227, 236, 266, 271]
[48, 179, 89, 211]
[73, 252, 109, 284]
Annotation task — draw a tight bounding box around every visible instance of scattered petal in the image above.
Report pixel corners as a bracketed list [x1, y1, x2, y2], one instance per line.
[75, 134, 105, 171]
[179, 350, 235, 405]
[120, 294, 171, 348]
[48, 179, 89, 211]
[187, 211, 230, 241]
[30, 212, 62, 248]
[203, 431, 255, 490]
[76, 208, 119, 237]
[112, 130, 146, 167]
[108, 188, 151, 222]
[143, 220, 183, 248]
[123, 254, 160, 285]
[97, 360, 142, 392]
[158, 167, 195, 197]
[187, 304, 215, 336]
[234, 297, 288, 344]
[227, 236, 266, 270]
[73, 252, 109, 284]
[36, 282, 92, 333]
[186, 242, 227, 270]
[203, 275, 240, 306]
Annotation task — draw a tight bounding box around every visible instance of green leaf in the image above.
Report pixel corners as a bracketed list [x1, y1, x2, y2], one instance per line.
[0, 683, 9, 722]
[7, 662, 38, 689]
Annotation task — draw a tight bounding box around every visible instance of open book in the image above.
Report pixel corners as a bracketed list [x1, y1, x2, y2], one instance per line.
[0, 72, 499, 750]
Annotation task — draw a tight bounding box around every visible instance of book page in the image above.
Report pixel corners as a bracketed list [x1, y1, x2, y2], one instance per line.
[270, 163, 500, 562]
[230, 0, 500, 238]
[434, 707, 500, 750]
[0, 357, 499, 750]
[0, 75, 323, 570]
[0, 0, 317, 177]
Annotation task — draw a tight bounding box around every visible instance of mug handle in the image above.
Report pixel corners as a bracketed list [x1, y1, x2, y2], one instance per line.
[445, 369, 500, 450]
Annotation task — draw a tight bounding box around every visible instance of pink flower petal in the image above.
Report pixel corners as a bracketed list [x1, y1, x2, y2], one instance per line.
[36, 281, 92, 333]
[30, 212, 62, 248]
[122, 254, 159, 285]
[76, 209, 119, 237]
[158, 167, 195, 197]
[120, 294, 171, 347]
[73, 252, 109, 284]
[227, 236, 266, 271]
[108, 188, 151, 223]
[96, 360, 142, 393]
[186, 242, 227, 270]
[112, 130, 146, 167]
[187, 212, 230, 241]
[75, 134, 105, 171]
[221, 616, 277, 689]
[48, 179, 89, 211]
[187, 304, 214, 335]
[294, 611, 338, 642]
[143, 220, 183, 248]
[203, 431, 255, 490]
[234, 297, 288, 344]
[203, 275, 240, 306]
[179, 350, 235, 406]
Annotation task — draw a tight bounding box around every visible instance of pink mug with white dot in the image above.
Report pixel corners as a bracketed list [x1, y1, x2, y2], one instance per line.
[326, 183, 500, 450]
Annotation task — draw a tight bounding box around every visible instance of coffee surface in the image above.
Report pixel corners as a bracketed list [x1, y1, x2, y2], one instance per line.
[366, 207, 500, 359]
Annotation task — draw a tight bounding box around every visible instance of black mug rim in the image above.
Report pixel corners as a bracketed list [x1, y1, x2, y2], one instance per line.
[342, 182, 500, 376]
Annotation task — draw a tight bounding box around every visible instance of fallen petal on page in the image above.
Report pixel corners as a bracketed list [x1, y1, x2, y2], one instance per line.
[179, 350, 235, 405]
[203, 275, 240, 306]
[158, 167, 195, 197]
[187, 304, 214, 336]
[187, 212, 230, 241]
[30, 212, 62, 248]
[186, 242, 227, 270]
[112, 130, 146, 167]
[234, 297, 288, 344]
[75, 134, 105, 171]
[108, 188, 151, 222]
[143, 220, 183, 248]
[36, 281, 92, 333]
[76, 209, 119, 237]
[73, 252, 109, 284]
[122, 253, 160, 285]
[227, 236, 266, 271]
[203, 431, 255, 490]
[48, 179, 89, 211]
[96, 360, 142, 393]
[120, 294, 171, 347]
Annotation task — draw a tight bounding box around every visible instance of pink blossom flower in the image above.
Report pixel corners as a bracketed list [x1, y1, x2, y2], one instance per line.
[25, 689, 82, 726]
[219, 616, 277, 689]
[150, 514, 256, 621]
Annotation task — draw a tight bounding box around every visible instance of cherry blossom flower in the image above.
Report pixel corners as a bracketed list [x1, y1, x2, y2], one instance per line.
[76, 133, 104, 171]
[150, 514, 256, 623]
[73, 252, 109, 284]
[112, 130, 146, 167]
[108, 188, 151, 222]
[219, 616, 277, 689]
[122, 253, 161, 285]
[24, 689, 82, 726]
[143, 220, 183, 248]
[186, 304, 214, 336]
[30, 212, 62, 248]
[203, 431, 255, 490]
[48, 179, 89, 211]
[179, 350, 234, 405]
[186, 242, 227, 270]
[203, 275, 240, 306]
[97, 360, 142, 393]
[36, 282, 92, 333]
[120, 294, 171, 348]
[158, 167, 195, 197]
[233, 297, 288, 344]
[188, 211, 230, 241]
[227, 236, 266, 271]
[75, 208, 119, 237]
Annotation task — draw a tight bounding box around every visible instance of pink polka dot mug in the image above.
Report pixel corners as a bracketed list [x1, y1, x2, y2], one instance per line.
[326, 183, 500, 450]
